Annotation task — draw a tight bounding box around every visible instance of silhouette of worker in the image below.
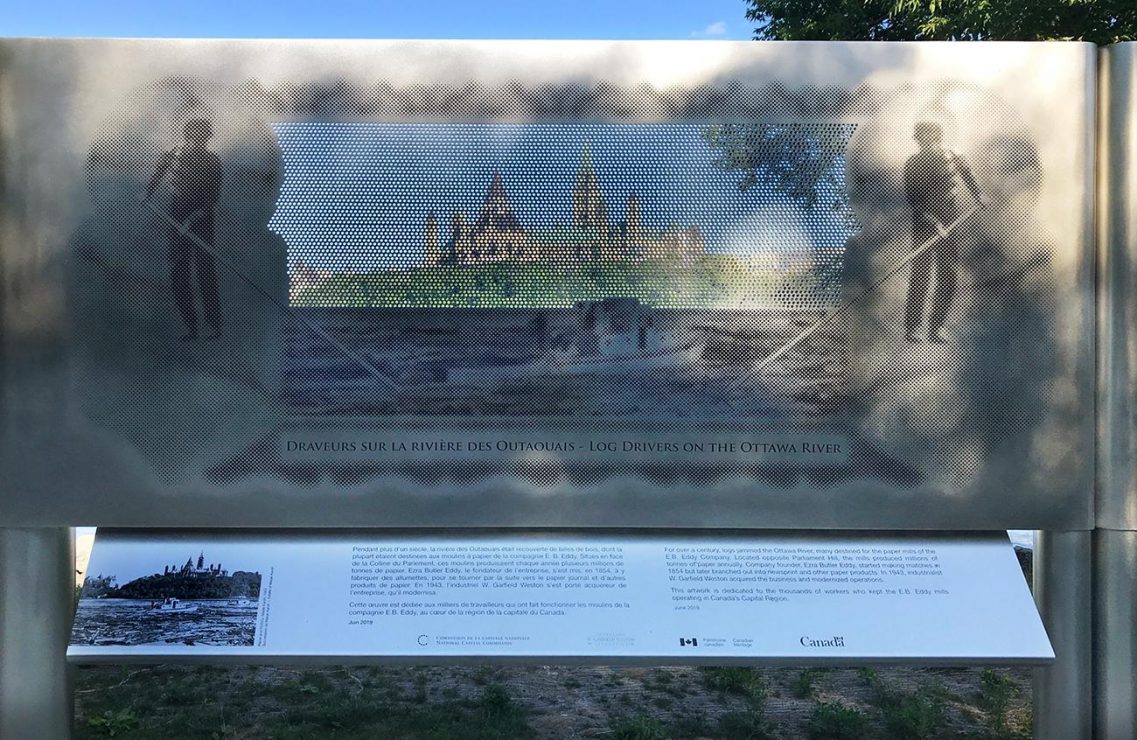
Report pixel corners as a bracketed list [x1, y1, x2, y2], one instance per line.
[145, 119, 223, 340]
[902, 121, 983, 344]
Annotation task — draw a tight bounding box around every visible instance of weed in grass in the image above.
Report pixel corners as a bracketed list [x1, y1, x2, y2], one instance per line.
[870, 678, 948, 740]
[716, 708, 777, 739]
[476, 684, 513, 717]
[701, 667, 768, 704]
[672, 711, 711, 737]
[412, 672, 429, 703]
[270, 683, 534, 740]
[86, 709, 139, 738]
[611, 714, 670, 740]
[793, 667, 825, 699]
[976, 669, 1026, 739]
[563, 676, 582, 689]
[857, 667, 879, 686]
[806, 701, 872, 740]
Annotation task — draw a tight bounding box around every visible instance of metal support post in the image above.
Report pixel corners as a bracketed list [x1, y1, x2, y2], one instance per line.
[1033, 530, 1093, 740]
[0, 527, 75, 740]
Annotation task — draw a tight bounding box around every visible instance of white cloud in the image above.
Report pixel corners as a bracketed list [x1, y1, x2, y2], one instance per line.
[692, 21, 728, 38]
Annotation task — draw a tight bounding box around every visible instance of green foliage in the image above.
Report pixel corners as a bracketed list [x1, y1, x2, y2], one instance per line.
[701, 667, 776, 738]
[86, 709, 139, 738]
[470, 665, 495, 685]
[976, 669, 1025, 739]
[792, 667, 825, 698]
[294, 257, 804, 309]
[701, 666, 769, 703]
[716, 708, 778, 739]
[75, 667, 535, 740]
[672, 711, 713, 737]
[807, 701, 872, 740]
[702, 123, 852, 214]
[748, 0, 1137, 44]
[610, 714, 670, 740]
[476, 684, 527, 723]
[857, 667, 879, 686]
[700, 122, 854, 298]
[868, 677, 949, 740]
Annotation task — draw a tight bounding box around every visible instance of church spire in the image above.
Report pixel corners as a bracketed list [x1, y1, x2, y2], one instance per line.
[423, 212, 440, 265]
[572, 140, 607, 230]
[580, 140, 594, 172]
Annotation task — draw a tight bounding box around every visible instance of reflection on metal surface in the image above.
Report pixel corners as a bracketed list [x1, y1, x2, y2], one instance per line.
[1099, 43, 1137, 530]
[1033, 530, 1093, 740]
[0, 40, 1096, 528]
[0, 528, 74, 740]
[1094, 43, 1137, 740]
[1093, 529, 1137, 739]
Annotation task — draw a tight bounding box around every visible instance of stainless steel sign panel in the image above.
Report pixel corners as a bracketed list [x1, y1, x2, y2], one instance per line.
[0, 40, 1096, 528]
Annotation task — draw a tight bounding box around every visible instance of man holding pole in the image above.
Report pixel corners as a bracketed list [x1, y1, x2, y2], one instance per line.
[902, 121, 983, 344]
[145, 118, 224, 340]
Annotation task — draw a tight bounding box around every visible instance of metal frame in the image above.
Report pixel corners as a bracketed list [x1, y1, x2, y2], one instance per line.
[6, 38, 1137, 739]
[1093, 41, 1137, 740]
[0, 38, 1098, 531]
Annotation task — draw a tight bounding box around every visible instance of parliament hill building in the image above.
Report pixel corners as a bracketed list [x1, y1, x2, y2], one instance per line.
[424, 143, 707, 266]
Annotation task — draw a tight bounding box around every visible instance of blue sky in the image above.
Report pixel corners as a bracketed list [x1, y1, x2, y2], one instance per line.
[1, 0, 753, 40]
[271, 122, 856, 271]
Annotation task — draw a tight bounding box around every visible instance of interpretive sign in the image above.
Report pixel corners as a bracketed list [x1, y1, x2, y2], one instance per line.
[68, 530, 1052, 664]
[68, 531, 1046, 663]
[0, 40, 1094, 528]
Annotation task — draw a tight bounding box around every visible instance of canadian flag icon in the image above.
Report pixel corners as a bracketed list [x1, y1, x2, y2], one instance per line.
[679, 637, 698, 647]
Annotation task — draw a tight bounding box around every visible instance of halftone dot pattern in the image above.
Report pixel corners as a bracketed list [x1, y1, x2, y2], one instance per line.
[271, 122, 854, 311]
[844, 81, 1046, 490]
[76, 76, 1049, 497]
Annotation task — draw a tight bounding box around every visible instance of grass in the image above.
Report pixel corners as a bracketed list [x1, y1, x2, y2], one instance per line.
[700, 666, 769, 703]
[715, 708, 778, 739]
[699, 667, 776, 739]
[78, 667, 534, 740]
[806, 701, 872, 740]
[76, 664, 1033, 739]
[610, 714, 670, 740]
[792, 667, 826, 699]
[974, 668, 1030, 739]
[863, 669, 949, 740]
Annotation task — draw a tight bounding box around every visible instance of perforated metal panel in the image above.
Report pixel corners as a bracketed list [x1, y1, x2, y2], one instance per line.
[0, 39, 1095, 529]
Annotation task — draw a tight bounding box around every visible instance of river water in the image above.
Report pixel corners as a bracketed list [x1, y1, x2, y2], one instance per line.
[71, 599, 258, 647]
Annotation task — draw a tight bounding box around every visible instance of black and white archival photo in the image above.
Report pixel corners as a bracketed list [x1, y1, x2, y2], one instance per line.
[71, 539, 264, 649]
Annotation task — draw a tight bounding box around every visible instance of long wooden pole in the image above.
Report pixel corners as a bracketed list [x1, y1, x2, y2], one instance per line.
[144, 199, 398, 391]
[748, 204, 983, 377]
